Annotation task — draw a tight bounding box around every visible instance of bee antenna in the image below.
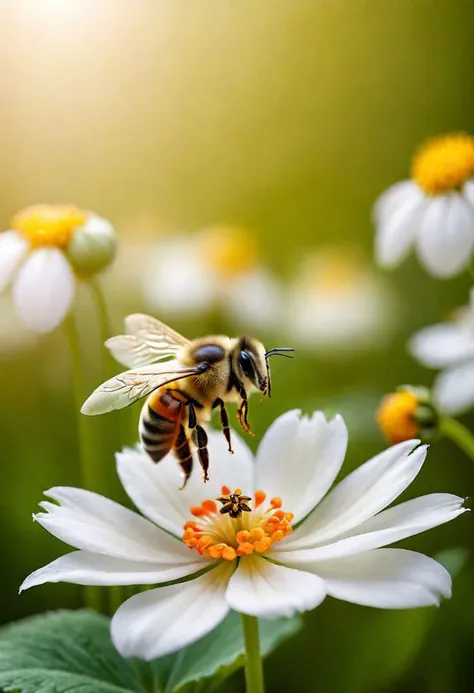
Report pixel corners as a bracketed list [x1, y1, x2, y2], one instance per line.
[265, 348, 294, 359]
[265, 355, 272, 398]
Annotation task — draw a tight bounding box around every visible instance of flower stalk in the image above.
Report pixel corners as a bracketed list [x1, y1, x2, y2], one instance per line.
[64, 312, 102, 611]
[241, 614, 265, 693]
[88, 279, 126, 614]
[440, 416, 474, 462]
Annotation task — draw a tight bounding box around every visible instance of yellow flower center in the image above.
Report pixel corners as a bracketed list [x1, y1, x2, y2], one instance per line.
[11, 204, 87, 249]
[304, 249, 363, 294]
[411, 133, 474, 195]
[182, 486, 293, 561]
[376, 391, 420, 444]
[199, 226, 259, 280]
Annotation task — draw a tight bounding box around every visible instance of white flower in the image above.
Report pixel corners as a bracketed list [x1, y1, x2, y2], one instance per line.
[0, 296, 37, 357]
[0, 205, 116, 333]
[409, 289, 474, 415]
[21, 411, 465, 661]
[142, 226, 281, 331]
[374, 133, 474, 278]
[288, 248, 396, 353]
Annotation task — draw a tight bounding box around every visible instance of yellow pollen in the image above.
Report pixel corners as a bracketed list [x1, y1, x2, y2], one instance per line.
[199, 225, 259, 280]
[411, 133, 474, 195]
[376, 391, 420, 444]
[12, 204, 87, 249]
[182, 491, 294, 561]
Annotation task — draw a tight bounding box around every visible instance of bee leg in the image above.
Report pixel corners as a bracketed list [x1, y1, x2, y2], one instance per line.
[174, 424, 193, 489]
[214, 398, 234, 454]
[187, 401, 197, 429]
[195, 425, 210, 482]
[236, 385, 254, 437]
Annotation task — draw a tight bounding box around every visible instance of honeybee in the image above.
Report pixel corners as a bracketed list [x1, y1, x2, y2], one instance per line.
[81, 314, 293, 486]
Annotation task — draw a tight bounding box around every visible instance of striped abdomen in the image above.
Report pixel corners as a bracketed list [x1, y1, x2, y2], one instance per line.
[140, 388, 195, 481]
[139, 389, 186, 463]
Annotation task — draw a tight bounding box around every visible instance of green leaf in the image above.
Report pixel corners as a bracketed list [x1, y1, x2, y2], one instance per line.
[0, 610, 138, 693]
[0, 608, 302, 693]
[161, 611, 302, 693]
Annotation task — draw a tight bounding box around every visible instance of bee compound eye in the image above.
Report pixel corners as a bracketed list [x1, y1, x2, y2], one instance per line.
[239, 351, 254, 379]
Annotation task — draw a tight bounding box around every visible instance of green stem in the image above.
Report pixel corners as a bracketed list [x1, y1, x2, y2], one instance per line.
[88, 278, 126, 615]
[64, 312, 97, 490]
[89, 277, 113, 374]
[440, 416, 474, 461]
[64, 313, 102, 612]
[241, 614, 265, 693]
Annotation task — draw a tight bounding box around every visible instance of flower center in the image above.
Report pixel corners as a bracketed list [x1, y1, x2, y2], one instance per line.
[411, 133, 474, 195]
[376, 391, 420, 444]
[305, 249, 363, 295]
[12, 204, 87, 249]
[182, 486, 293, 561]
[199, 226, 259, 280]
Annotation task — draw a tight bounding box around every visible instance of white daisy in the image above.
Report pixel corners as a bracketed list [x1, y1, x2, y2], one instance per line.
[21, 410, 465, 661]
[0, 204, 116, 333]
[374, 133, 474, 278]
[409, 289, 474, 415]
[142, 226, 281, 331]
[288, 248, 396, 353]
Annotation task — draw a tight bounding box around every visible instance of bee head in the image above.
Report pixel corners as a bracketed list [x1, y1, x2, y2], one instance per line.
[234, 337, 294, 397]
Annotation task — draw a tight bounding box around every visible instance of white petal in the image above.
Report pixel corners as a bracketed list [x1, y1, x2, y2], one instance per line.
[225, 555, 326, 618]
[116, 429, 254, 537]
[20, 550, 205, 590]
[276, 493, 466, 562]
[12, 248, 75, 332]
[0, 230, 28, 293]
[416, 194, 474, 278]
[223, 269, 282, 329]
[373, 181, 419, 226]
[304, 549, 452, 608]
[434, 360, 474, 415]
[282, 441, 426, 549]
[374, 182, 424, 268]
[255, 410, 348, 523]
[464, 180, 474, 205]
[111, 563, 232, 660]
[409, 322, 474, 368]
[34, 486, 202, 564]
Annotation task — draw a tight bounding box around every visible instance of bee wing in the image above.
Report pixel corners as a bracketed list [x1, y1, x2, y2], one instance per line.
[81, 361, 203, 415]
[106, 313, 190, 368]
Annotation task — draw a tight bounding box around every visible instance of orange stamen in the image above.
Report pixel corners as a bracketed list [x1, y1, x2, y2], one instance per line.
[222, 546, 237, 561]
[254, 490, 266, 507]
[237, 542, 255, 556]
[249, 527, 265, 542]
[221, 485, 231, 495]
[270, 497, 283, 509]
[254, 537, 272, 553]
[201, 499, 217, 514]
[236, 530, 251, 544]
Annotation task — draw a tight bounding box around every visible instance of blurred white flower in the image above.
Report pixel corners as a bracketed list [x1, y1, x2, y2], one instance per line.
[143, 226, 281, 330]
[0, 296, 36, 357]
[288, 248, 396, 354]
[410, 289, 474, 415]
[374, 133, 474, 278]
[22, 410, 465, 661]
[0, 205, 116, 333]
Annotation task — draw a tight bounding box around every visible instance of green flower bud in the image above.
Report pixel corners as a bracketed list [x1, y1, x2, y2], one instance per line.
[67, 216, 117, 275]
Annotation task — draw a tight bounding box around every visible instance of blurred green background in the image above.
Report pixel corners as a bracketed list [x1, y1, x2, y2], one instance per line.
[1, 1, 473, 691]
